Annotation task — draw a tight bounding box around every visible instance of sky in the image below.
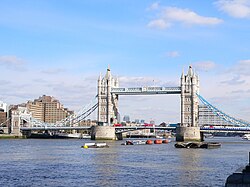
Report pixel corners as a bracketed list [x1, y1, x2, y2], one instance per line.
[1, 0, 250, 124]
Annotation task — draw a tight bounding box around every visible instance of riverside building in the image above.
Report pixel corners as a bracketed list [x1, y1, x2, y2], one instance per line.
[0, 101, 8, 128]
[27, 95, 73, 123]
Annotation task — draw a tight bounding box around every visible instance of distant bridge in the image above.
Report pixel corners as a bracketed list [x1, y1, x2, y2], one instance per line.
[200, 127, 250, 134]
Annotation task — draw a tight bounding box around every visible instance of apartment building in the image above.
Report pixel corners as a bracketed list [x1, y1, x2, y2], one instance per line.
[27, 95, 73, 123]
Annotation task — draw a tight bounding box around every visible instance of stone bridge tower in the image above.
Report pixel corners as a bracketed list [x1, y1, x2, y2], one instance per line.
[176, 65, 201, 141]
[97, 66, 119, 125]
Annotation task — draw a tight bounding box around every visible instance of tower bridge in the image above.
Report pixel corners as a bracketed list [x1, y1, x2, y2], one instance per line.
[9, 65, 250, 141]
[94, 65, 200, 141]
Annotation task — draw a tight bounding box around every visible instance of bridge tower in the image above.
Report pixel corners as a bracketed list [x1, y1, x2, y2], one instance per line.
[176, 65, 201, 141]
[92, 66, 120, 140]
[97, 66, 119, 125]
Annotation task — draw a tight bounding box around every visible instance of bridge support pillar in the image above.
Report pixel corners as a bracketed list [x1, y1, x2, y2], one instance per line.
[115, 132, 123, 140]
[91, 126, 117, 140]
[177, 65, 201, 142]
[176, 127, 201, 142]
[21, 130, 32, 138]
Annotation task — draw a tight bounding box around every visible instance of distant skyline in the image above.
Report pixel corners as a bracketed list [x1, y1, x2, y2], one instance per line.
[1, 0, 250, 124]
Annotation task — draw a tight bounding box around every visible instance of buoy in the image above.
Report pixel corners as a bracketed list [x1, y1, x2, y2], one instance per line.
[162, 139, 169, 144]
[83, 145, 88, 149]
[154, 140, 162, 144]
[146, 140, 153, 144]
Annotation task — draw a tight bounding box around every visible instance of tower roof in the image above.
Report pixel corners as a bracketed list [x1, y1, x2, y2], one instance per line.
[187, 65, 194, 77]
[105, 65, 111, 79]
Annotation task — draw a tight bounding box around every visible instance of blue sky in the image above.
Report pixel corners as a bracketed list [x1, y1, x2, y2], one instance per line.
[1, 0, 250, 124]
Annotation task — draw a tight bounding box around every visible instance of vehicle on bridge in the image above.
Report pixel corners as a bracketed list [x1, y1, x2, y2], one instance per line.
[113, 123, 123, 127]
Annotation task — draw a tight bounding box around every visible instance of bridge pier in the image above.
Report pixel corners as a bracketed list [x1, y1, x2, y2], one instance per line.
[91, 126, 121, 140]
[176, 127, 201, 142]
[21, 130, 32, 138]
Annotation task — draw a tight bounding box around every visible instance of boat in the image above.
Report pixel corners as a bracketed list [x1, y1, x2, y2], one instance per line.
[242, 134, 250, 140]
[81, 142, 109, 148]
[156, 135, 163, 139]
[122, 140, 147, 145]
[198, 142, 221, 149]
[204, 133, 214, 138]
[55, 133, 90, 139]
[175, 142, 221, 149]
[174, 142, 186, 148]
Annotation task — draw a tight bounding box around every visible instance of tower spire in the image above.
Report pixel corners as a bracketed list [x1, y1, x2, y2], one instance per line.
[187, 65, 193, 77]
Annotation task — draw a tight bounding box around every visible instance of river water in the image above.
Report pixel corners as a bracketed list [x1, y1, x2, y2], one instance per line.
[0, 137, 249, 187]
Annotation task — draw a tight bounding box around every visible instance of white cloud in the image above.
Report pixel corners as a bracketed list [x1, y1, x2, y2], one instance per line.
[221, 75, 246, 85]
[41, 68, 66, 74]
[166, 51, 180, 58]
[193, 61, 216, 72]
[147, 6, 223, 29]
[0, 55, 27, 71]
[0, 56, 23, 66]
[229, 59, 250, 76]
[119, 76, 178, 88]
[215, 0, 250, 18]
[147, 19, 171, 29]
[238, 59, 250, 65]
[148, 2, 160, 11]
[119, 76, 161, 87]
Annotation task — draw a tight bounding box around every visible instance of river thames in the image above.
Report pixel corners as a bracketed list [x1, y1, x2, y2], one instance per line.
[0, 137, 249, 187]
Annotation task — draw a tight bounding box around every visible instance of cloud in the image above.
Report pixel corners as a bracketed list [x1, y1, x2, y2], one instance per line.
[41, 68, 66, 74]
[147, 6, 223, 29]
[0, 55, 25, 70]
[193, 61, 216, 72]
[166, 51, 180, 58]
[229, 59, 250, 76]
[0, 80, 11, 86]
[221, 75, 246, 85]
[119, 76, 160, 87]
[215, 0, 250, 18]
[147, 19, 171, 29]
[119, 76, 177, 87]
[147, 2, 160, 11]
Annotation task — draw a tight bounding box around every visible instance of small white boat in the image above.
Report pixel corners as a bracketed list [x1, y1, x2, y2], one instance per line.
[55, 133, 90, 139]
[81, 142, 109, 148]
[121, 140, 147, 145]
[242, 134, 250, 140]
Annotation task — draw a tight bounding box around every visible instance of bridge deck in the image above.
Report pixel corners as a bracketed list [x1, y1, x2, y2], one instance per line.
[20, 126, 250, 133]
[111, 87, 181, 95]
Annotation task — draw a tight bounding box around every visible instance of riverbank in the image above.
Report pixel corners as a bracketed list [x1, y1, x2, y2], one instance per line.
[0, 134, 24, 139]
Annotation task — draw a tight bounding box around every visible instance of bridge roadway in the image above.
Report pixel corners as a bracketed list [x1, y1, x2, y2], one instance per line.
[20, 126, 250, 133]
[111, 87, 181, 95]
